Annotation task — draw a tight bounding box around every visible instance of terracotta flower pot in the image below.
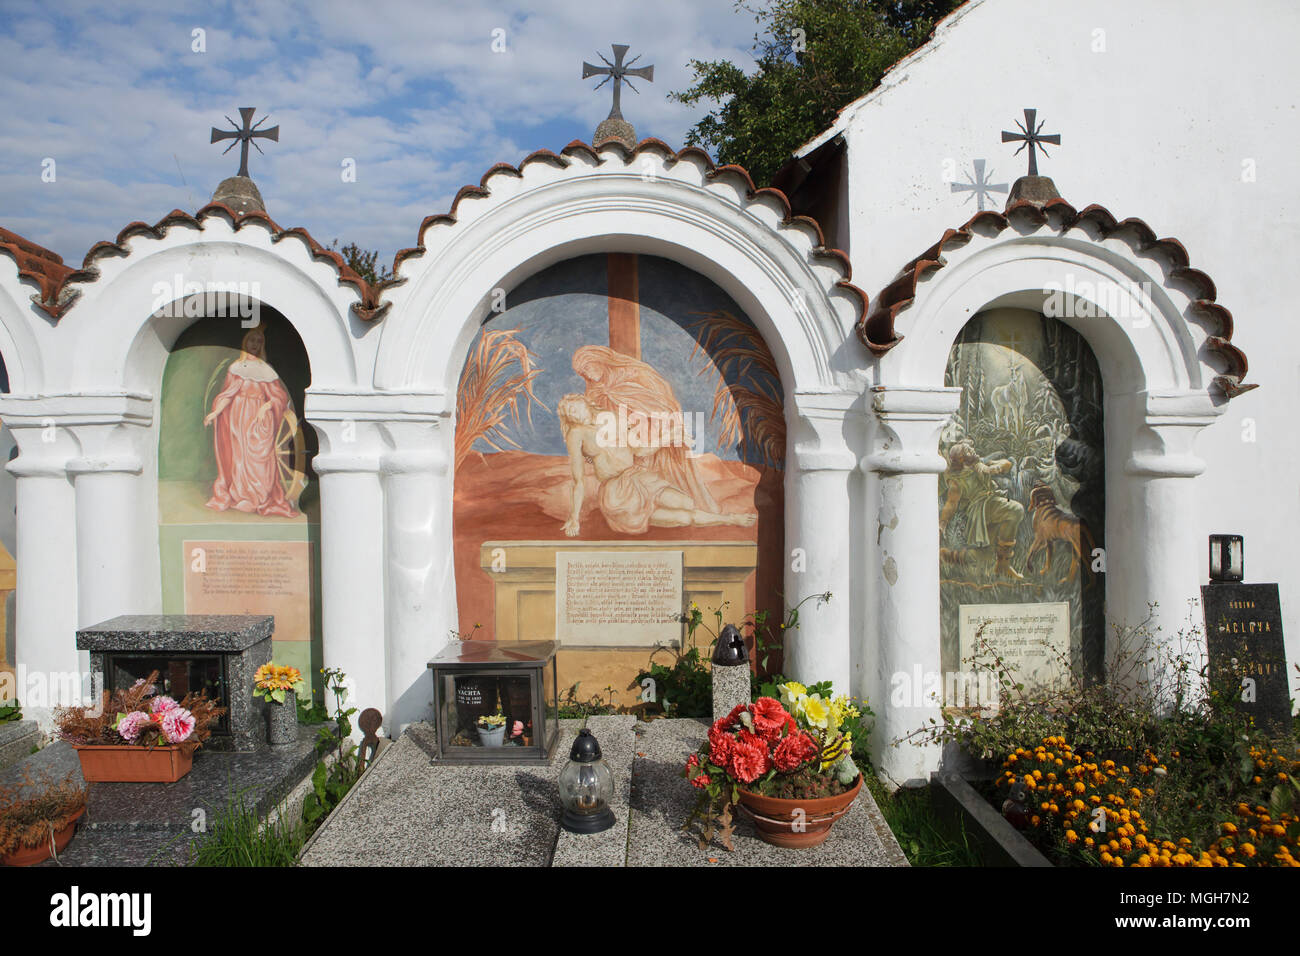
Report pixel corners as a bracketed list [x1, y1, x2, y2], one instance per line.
[72, 744, 194, 783]
[736, 774, 862, 848]
[2, 808, 85, 866]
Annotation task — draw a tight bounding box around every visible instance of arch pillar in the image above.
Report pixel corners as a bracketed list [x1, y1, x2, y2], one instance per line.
[864, 385, 962, 786]
[783, 390, 862, 695]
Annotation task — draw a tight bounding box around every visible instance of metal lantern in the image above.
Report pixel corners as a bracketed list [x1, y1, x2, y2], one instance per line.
[711, 623, 748, 666]
[1208, 534, 1244, 583]
[558, 728, 615, 834]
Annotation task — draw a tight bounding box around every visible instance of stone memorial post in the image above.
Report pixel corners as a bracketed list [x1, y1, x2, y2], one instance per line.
[711, 624, 751, 721]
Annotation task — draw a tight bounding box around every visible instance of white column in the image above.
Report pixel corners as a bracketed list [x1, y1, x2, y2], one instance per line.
[782, 391, 861, 695]
[4, 425, 78, 724]
[380, 413, 455, 733]
[864, 385, 962, 786]
[306, 394, 388, 737]
[1115, 391, 1222, 707]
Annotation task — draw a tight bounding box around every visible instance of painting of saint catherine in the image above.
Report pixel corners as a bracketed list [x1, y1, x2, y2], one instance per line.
[453, 253, 785, 650]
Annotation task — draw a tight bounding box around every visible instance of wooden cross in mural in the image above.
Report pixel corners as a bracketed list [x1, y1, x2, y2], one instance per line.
[1001, 108, 1060, 177]
[211, 107, 279, 178]
[582, 44, 654, 121]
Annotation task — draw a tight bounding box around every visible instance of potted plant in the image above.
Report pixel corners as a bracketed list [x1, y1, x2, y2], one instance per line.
[53, 670, 225, 783]
[0, 771, 89, 866]
[476, 709, 507, 747]
[682, 682, 866, 849]
[254, 662, 305, 746]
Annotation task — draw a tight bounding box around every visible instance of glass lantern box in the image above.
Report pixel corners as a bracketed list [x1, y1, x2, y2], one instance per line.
[427, 640, 559, 765]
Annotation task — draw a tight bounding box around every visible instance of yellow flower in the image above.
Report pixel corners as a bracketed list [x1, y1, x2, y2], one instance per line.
[799, 694, 830, 729]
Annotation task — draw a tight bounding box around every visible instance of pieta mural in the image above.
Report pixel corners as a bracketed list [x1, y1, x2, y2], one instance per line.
[453, 253, 784, 691]
[157, 309, 321, 691]
[939, 308, 1106, 703]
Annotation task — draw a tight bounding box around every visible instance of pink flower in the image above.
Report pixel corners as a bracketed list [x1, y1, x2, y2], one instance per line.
[116, 710, 152, 742]
[511, 721, 524, 738]
[690, 773, 711, 790]
[160, 707, 196, 743]
[150, 695, 178, 714]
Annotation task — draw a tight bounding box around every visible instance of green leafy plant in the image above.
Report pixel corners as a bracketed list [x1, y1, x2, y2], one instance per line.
[556, 683, 621, 719]
[0, 698, 21, 724]
[300, 666, 362, 836]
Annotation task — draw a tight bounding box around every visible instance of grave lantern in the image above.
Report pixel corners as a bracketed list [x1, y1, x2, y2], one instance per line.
[1208, 534, 1244, 583]
[427, 640, 559, 764]
[558, 727, 616, 833]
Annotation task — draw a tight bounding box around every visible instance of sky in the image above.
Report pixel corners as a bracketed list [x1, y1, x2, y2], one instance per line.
[0, 0, 765, 267]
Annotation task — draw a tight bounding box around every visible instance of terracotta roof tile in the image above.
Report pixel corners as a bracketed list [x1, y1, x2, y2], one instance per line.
[861, 198, 1254, 398]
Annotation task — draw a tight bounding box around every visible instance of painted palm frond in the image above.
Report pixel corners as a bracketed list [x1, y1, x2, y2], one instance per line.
[455, 327, 549, 471]
[687, 310, 785, 468]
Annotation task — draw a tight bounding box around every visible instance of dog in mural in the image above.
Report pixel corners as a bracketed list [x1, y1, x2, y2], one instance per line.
[1025, 482, 1096, 585]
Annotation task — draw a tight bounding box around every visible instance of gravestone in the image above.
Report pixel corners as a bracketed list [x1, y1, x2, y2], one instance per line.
[1201, 583, 1290, 736]
[77, 614, 273, 752]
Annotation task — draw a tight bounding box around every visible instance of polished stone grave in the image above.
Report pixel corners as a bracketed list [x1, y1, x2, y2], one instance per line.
[77, 614, 274, 752]
[301, 716, 908, 867]
[0, 724, 325, 865]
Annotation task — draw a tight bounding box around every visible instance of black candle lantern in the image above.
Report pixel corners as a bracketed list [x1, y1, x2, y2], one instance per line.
[711, 624, 748, 666]
[558, 728, 615, 834]
[1208, 534, 1244, 583]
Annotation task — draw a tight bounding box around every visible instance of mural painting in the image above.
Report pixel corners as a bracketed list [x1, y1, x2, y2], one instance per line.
[453, 253, 785, 693]
[939, 308, 1106, 704]
[157, 309, 321, 693]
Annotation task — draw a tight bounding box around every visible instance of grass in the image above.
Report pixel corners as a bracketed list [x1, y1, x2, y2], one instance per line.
[864, 771, 984, 867]
[188, 785, 307, 867]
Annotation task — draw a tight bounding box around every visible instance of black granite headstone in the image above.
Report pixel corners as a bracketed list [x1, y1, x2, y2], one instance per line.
[1201, 583, 1291, 736]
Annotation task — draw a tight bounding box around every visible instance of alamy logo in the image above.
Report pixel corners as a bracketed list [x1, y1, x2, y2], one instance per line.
[1042, 275, 1154, 323]
[150, 274, 261, 326]
[49, 886, 152, 935]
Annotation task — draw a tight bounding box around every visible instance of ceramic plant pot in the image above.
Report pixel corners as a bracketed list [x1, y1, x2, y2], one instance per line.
[736, 774, 862, 848]
[72, 743, 194, 783]
[267, 688, 298, 746]
[476, 723, 506, 747]
[1, 808, 85, 866]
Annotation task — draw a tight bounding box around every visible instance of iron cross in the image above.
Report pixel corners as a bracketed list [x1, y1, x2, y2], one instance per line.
[1001, 108, 1060, 177]
[210, 107, 279, 178]
[951, 159, 1009, 211]
[582, 44, 654, 120]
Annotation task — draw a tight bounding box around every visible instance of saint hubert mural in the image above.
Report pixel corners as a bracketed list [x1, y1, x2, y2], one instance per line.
[939, 308, 1106, 692]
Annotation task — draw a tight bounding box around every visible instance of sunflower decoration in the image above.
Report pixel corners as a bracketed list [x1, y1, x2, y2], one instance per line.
[253, 663, 304, 704]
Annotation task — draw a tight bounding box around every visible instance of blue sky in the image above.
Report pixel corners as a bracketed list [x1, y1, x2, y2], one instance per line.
[0, 0, 763, 266]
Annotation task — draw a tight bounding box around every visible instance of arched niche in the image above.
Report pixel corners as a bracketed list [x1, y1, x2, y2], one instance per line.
[451, 252, 786, 699]
[156, 306, 323, 697]
[938, 307, 1107, 700]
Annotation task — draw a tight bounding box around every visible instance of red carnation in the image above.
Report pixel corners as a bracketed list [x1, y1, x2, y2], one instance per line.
[691, 773, 711, 790]
[751, 697, 791, 740]
[729, 737, 771, 784]
[773, 731, 819, 772]
[685, 752, 700, 774]
[708, 731, 734, 770]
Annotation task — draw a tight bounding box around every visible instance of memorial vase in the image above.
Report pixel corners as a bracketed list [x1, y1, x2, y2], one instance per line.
[735, 775, 862, 848]
[267, 689, 297, 746]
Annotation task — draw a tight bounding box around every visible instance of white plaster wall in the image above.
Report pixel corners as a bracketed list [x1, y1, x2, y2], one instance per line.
[831, 0, 1300, 683]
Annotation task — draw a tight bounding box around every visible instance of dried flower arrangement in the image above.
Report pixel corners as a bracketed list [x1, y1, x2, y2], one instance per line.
[54, 670, 225, 753]
[0, 769, 88, 860]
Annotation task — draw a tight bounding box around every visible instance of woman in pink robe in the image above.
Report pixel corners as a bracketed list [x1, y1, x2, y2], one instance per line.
[203, 327, 299, 518]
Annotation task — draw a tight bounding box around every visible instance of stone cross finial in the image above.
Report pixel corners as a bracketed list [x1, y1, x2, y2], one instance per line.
[210, 107, 279, 178]
[582, 44, 654, 122]
[1001, 108, 1060, 177]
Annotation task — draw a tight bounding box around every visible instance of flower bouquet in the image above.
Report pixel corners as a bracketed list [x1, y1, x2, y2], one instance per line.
[476, 710, 507, 747]
[54, 671, 225, 782]
[255, 662, 304, 745]
[682, 682, 865, 849]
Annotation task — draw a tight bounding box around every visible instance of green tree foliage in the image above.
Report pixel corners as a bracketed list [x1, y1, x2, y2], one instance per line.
[328, 239, 393, 285]
[672, 0, 960, 185]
